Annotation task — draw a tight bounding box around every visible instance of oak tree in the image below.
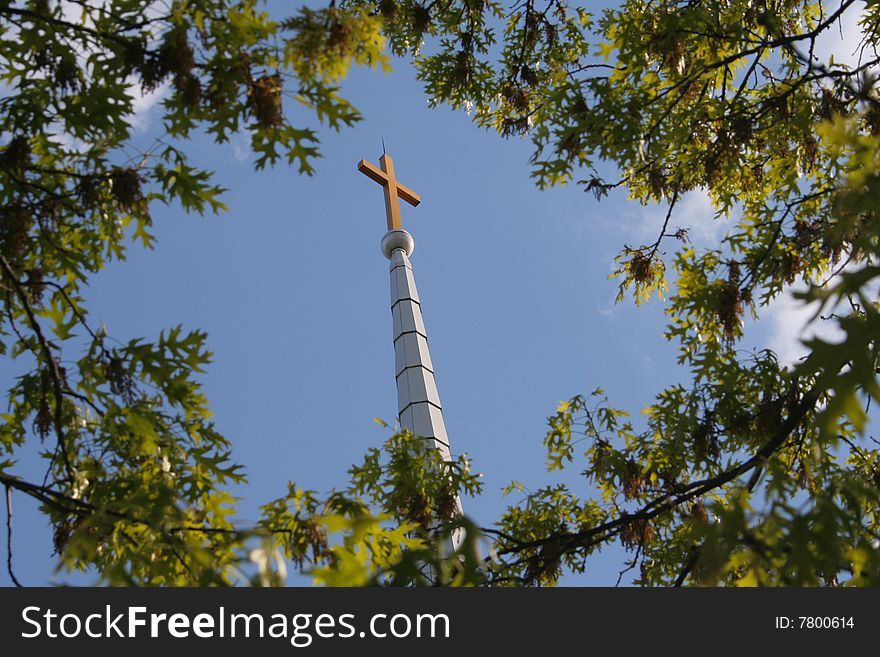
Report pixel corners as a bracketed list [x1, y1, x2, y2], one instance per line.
[1, 0, 879, 586]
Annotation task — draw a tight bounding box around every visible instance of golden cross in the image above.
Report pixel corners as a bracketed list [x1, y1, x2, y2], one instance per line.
[357, 153, 421, 231]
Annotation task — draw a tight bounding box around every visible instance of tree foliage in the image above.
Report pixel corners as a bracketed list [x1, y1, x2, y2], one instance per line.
[2, 0, 880, 586]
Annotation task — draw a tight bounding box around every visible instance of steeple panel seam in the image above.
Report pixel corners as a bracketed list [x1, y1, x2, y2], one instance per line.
[393, 329, 429, 341]
[399, 400, 443, 414]
[395, 363, 435, 376]
[391, 298, 422, 310]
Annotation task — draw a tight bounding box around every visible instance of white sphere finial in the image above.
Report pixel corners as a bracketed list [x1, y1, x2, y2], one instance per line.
[381, 229, 415, 259]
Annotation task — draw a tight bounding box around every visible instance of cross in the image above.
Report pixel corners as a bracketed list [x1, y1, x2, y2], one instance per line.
[357, 153, 421, 231]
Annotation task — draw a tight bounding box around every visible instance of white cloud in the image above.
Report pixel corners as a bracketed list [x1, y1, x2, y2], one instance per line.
[51, 1, 169, 134]
[127, 79, 168, 133]
[59, 0, 85, 24]
[628, 188, 725, 250]
[229, 132, 253, 163]
[763, 259, 880, 367]
[763, 283, 845, 367]
[597, 300, 617, 318]
[812, 2, 868, 69]
[758, 3, 874, 367]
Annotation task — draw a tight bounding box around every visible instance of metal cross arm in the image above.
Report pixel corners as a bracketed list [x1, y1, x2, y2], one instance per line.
[357, 153, 421, 231]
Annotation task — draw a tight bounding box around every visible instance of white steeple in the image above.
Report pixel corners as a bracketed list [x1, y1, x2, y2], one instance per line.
[382, 229, 451, 461]
[358, 153, 463, 550]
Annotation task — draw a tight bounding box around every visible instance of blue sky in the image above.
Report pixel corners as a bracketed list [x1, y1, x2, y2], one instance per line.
[2, 18, 854, 585]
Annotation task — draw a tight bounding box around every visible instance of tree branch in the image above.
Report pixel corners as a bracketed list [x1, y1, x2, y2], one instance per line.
[5, 486, 23, 587]
[495, 384, 821, 566]
[648, 190, 680, 261]
[0, 254, 75, 485]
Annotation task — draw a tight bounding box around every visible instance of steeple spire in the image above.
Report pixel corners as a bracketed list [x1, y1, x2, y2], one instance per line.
[358, 152, 461, 542]
[385, 241, 452, 460]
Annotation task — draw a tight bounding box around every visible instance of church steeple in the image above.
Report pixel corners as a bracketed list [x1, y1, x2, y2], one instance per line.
[358, 152, 461, 541]
[384, 232, 451, 461]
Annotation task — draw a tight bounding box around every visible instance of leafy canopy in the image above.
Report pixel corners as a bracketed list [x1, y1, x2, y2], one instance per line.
[1, 0, 879, 586]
